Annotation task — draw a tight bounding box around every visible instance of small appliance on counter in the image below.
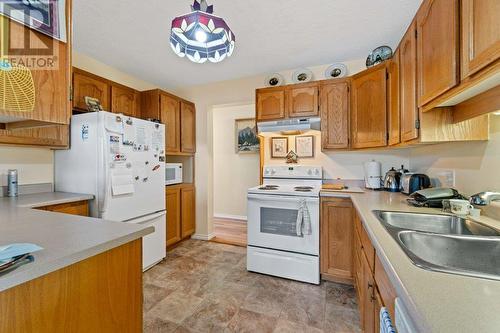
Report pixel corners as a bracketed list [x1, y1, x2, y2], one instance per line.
[383, 167, 402, 192]
[363, 160, 382, 189]
[400, 173, 431, 195]
[407, 188, 466, 208]
[166, 163, 183, 185]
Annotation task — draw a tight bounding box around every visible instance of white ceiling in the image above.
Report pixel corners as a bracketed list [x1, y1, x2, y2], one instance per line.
[73, 0, 422, 90]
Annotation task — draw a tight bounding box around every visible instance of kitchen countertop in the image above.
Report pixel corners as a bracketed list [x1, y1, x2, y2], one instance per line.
[321, 190, 500, 333]
[0, 192, 153, 292]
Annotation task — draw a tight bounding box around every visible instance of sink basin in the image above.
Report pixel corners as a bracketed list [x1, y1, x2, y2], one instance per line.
[374, 210, 500, 236]
[398, 231, 500, 281]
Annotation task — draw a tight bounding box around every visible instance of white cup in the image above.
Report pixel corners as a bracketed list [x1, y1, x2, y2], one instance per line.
[449, 199, 474, 216]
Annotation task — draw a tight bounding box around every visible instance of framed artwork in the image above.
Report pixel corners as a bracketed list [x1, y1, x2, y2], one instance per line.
[0, 0, 67, 42]
[235, 118, 259, 154]
[295, 135, 314, 157]
[270, 137, 288, 158]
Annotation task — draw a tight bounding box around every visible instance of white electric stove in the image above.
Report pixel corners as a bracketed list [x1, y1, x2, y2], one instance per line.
[247, 165, 322, 284]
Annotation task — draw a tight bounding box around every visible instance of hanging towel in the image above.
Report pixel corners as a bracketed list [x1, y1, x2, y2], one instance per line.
[296, 199, 312, 236]
[379, 307, 396, 333]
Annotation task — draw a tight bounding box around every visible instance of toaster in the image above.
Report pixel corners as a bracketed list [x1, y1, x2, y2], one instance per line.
[400, 173, 431, 195]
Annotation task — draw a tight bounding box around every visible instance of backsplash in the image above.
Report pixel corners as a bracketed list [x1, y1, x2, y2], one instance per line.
[0, 146, 54, 186]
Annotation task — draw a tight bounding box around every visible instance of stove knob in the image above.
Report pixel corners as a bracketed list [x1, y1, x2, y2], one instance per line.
[264, 169, 270, 175]
[314, 168, 320, 175]
[271, 169, 276, 175]
[307, 169, 313, 175]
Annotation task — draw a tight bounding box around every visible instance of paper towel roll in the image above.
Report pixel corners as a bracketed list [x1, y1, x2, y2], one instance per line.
[364, 161, 382, 189]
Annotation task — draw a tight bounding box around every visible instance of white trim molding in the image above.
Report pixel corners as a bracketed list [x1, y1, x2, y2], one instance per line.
[191, 232, 216, 241]
[213, 214, 247, 222]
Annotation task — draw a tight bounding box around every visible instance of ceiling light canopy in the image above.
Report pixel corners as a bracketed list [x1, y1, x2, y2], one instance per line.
[170, 0, 235, 64]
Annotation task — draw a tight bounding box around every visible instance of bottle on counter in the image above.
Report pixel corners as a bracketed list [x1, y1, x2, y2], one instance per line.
[7, 169, 18, 197]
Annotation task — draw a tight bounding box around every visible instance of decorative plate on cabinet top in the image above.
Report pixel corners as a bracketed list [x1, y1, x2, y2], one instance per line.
[325, 63, 347, 79]
[292, 68, 313, 83]
[265, 73, 285, 87]
[366, 45, 393, 67]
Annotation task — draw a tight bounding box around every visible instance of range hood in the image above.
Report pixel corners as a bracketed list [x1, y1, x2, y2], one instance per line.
[257, 117, 321, 133]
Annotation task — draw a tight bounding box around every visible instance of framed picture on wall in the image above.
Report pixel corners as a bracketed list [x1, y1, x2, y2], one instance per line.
[235, 118, 259, 154]
[295, 135, 314, 157]
[271, 137, 288, 158]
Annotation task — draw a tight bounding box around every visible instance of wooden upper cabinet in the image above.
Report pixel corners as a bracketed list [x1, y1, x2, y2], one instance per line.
[287, 83, 319, 118]
[73, 70, 110, 112]
[320, 80, 350, 149]
[387, 49, 401, 146]
[320, 198, 353, 284]
[166, 187, 181, 247]
[461, 0, 500, 79]
[416, 0, 459, 106]
[180, 101, 196, 154]
[351, 65, 387, 149]
[110, 85, 138, 117]
[160, 94, 181, 154]
[256, 88, 286, 121]
[400, 21, 419, 142]
[181, 185, 196, 238]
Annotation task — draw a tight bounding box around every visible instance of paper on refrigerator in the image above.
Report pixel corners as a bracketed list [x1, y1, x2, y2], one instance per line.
[111, 164, 135, 196]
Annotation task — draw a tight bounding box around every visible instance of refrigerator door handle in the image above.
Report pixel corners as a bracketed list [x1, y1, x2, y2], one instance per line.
[125, 211, 166, 225]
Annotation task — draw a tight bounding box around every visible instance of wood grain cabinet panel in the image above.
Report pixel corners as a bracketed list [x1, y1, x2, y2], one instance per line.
[160, 94, 181, 154]
[180, 101, 196, 154]
[181, 185, 196, 238]
[36, 200, 89, 217]
[111, 85, 138, 117]
[400, 21, 419, 142]
[320, 80, 350, 149]
[287, 83, 319, 118]
[256, 88, 286, 121]
[73, 70, 110, 112]
[461, 0, 500, 79]
[387, 49, 401, 146]
[350, 65, 387, 149]
[166, 187, 181, 247]
[375, 255, 397, 321]
[361, 253, 376, 333]
[416, 0, 459, 106]
[321, 198, 353, 284]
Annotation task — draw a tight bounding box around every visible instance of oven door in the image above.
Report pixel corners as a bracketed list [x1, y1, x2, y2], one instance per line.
[247, 193, 319, 255]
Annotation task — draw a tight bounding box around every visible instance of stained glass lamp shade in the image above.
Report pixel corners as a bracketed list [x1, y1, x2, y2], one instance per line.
[170, 0, 235, 63]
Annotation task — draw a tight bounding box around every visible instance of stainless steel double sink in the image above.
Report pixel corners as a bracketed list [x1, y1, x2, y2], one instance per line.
[374, 210, 500, 281]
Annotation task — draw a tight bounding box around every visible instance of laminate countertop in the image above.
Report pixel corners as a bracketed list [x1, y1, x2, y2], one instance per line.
[0, 192, 153, 292]
[321, 190, 500, 333]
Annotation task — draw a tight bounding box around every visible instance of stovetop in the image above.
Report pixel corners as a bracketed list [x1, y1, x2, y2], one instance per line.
[248, 183, 321, 197]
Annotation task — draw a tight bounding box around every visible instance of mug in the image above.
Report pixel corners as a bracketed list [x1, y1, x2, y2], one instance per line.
[449, 199, 474, 215]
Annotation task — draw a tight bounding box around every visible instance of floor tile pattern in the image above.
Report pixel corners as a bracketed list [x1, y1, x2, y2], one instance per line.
[144, 239, 360, 333]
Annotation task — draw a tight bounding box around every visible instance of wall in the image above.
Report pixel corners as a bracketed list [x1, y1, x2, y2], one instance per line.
[0, 146, 53, 186]
[261, 130, 409, 180]
[212, 103, 259, 220]
[177, 59, 368, 238]
[410, 115, 500, 196]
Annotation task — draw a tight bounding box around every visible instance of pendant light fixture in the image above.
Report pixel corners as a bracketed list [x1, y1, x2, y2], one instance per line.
[170, 0, 235, 64]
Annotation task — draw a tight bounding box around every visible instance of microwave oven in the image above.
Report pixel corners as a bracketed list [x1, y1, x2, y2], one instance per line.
[166, 163, 183, 185]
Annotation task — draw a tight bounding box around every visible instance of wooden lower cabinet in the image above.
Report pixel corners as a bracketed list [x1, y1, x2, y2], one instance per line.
[320, 197, 353, 283]
[0, 240, 143, 332]
[166, 184, 196, 247]
[35, 200, 89, 216]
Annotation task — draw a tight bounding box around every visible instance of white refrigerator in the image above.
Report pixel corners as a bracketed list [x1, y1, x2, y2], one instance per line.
[55, 111, 166, 270]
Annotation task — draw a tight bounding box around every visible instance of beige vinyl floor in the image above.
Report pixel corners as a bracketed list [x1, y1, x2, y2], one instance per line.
[143, 239, 361, 333]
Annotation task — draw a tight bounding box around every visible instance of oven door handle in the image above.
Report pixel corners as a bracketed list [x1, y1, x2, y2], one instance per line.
[247, 194, 319, 203]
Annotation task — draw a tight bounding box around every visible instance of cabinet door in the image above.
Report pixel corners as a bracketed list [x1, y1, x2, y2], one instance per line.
[320, 198, 353, 283]
[351, 66, 387, 149]
[180, 101, 196, 154]
[36, 201, 89, 217]
[373, 288, 384, 333]
[387, 49, 401, 146]
[166, 187, 181, 247]
[417, 0, 459, 106]
[461, 0, 500, 79]
[160, 94, 181, 154]
[256, 89, 286, 121]
[181, 185, 196, 238]
[111, 85, 138, 117]
[287, 83, 319, 118]
[320, 81, 350, 149]
[73, 71, 110, 112]
[362, 254, 376, 333]
[400, 21, 419, 142]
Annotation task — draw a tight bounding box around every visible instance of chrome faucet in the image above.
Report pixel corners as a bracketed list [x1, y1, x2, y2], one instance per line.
[469, 192, 500, 206]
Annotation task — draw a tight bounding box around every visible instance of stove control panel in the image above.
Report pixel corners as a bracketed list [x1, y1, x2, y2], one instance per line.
[263, 165, 322, 179]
